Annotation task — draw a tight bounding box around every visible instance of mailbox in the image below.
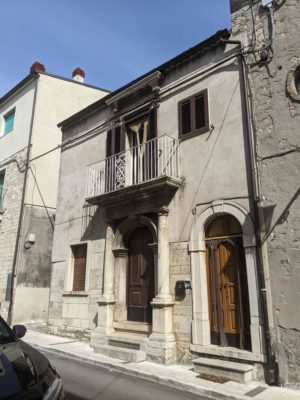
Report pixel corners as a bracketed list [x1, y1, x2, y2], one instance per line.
[175, 281, 191, 300]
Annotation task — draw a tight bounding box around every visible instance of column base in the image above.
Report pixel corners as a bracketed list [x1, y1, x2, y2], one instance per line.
[91, 297, 116, 347]
[192, 317, 210, 345]
[147, 332, 177, 364]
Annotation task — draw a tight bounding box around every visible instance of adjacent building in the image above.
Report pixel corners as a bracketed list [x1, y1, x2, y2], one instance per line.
[0, 63, 109, 324]
[231, 0, 300, 389]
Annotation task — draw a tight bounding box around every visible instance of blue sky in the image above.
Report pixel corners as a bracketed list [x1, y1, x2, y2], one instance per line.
[0, 1, 231, 96]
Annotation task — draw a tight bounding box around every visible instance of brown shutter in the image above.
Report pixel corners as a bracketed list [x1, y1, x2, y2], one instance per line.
[178, 89, 209, 139]
[179, 99, 192, 136]
[72, 244, 87, 292]
[106, 129, 113, 157]
[148, 107, 157, 140]
[107, 126, 124, 156]
[195, 89, 208, 131]
[120, 124, 126, 152]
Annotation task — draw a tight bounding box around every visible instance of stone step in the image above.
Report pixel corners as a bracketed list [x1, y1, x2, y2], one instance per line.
[193, 357, 254, 384]
[94, 344, 146, 363]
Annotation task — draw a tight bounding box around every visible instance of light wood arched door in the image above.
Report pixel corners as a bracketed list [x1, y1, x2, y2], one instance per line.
[205, 216, 251, 350]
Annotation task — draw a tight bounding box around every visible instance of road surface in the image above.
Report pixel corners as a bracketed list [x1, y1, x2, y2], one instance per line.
[44, 351, 206, 400]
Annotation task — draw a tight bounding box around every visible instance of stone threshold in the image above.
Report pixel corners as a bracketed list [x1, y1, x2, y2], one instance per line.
[113, 320, 152, 335]
[190, 344, 266, 363]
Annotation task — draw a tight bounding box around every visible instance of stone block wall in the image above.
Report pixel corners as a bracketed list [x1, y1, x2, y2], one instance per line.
[170, 241, 192, 362]
[0, 148, 27, 318]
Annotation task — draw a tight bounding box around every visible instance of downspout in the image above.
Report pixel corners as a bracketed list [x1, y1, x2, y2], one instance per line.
[220, 38, 276, 385]
[7, 75, 39, 325]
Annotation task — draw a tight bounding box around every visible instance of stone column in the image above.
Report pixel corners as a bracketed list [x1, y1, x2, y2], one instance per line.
[148, 208, 176, 364]
[91, 224, 116, 347]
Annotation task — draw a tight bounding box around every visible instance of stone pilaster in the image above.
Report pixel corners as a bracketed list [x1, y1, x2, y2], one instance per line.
[91, 224, 115, 347]
[148, 208, 176, 364]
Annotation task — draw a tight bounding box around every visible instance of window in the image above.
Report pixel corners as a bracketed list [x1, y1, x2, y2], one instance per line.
[0, 171, 5, 209]
[71, 244, 87, 291]
[178, 89, 209, 139]
[3, 109, 15, 134]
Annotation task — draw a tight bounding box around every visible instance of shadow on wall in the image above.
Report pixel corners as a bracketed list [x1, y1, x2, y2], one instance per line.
[81, 204, 105, 241]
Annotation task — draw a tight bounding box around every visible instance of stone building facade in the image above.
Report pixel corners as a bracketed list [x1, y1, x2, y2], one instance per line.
[230, 0, 300, 389]
[0, 65, 108, 323]
[49, 28, 268, 383]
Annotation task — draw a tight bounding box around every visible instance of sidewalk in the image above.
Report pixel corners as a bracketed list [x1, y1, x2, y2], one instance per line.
[24, 329, 300, 400]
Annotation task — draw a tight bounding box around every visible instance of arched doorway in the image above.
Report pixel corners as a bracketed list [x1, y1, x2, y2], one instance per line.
[205, 214, 251, 350]
[127, 226, 155, 323]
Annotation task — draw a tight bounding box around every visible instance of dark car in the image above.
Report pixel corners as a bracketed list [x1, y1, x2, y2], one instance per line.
[0, 316, 64, 399]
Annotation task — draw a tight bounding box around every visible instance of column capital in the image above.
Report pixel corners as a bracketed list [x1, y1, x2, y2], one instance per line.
[113, 248, 128, 258]
[158, 207, 169, 216]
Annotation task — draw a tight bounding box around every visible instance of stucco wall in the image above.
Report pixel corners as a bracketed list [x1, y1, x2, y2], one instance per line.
[25, 74, 108, 209]
[231, 0, 300, 388]
[0, 80, 35, 160]
[48, 41, 254, 344]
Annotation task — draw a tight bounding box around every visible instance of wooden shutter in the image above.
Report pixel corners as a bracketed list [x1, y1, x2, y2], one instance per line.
[195, 90, 208, 131]
[106, 126, 125, 157]
[179, 99, 192, 136]
[178, 89, 209, 138]
[72, 244, 87, 292]
[148, 107, 157, 140]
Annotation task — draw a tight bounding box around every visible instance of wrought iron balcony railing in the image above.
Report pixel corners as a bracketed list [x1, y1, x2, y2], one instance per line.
[86, 135, 180, 199]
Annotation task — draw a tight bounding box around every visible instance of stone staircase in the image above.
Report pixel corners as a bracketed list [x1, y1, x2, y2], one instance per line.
[193, 357, 254, 384]
[94, 323, 149, 363]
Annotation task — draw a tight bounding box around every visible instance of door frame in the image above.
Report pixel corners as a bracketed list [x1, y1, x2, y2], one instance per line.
[113, 216, 157, 324]
[189, 201, 265, 355]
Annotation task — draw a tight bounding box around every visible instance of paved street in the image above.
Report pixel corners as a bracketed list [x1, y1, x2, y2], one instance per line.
[45, 351, 205, 400]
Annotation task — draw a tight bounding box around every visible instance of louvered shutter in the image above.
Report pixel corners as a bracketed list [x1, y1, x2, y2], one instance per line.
[195, 92, 206, 130]
[179, 89, 209, 138]
[72, 244, 87, 291]
[179, 99, 192, 136]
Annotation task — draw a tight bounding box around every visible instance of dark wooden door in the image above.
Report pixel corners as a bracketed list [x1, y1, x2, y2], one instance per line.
[127, 227, 154, 323]
[206, 238, 250, 349]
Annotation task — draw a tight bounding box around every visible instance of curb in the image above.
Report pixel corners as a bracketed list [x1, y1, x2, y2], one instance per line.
[28, 341, 249, 400]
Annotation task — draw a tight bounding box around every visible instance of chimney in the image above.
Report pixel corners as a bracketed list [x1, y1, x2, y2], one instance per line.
[72, 67, 85, 83]
[30, 61, 46, 74]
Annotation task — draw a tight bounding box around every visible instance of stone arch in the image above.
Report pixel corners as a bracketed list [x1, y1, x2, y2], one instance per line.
[189, 200, 265, 355]
[114, 215, 157, 250]
[190, 200, 256, 252]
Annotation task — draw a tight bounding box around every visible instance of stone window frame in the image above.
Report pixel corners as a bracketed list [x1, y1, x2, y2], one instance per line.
[64, 241, 90, 294]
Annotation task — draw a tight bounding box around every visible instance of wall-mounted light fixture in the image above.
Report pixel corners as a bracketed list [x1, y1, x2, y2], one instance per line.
[24, 233, 35, 250]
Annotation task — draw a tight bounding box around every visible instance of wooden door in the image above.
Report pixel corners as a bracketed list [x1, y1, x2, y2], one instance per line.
[206, 238, 250, 349]
[127, 227, 154, 323]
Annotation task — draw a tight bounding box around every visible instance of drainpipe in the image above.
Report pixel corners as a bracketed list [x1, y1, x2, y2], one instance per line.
[220, 38, 275, 385]
[7, 75, 39, 325]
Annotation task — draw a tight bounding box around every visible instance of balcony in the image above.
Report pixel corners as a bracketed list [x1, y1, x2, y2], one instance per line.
[86, 135, 181, 212]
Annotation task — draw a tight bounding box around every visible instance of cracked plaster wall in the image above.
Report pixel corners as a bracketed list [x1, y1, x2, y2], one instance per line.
[231, 0, 300, 388]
